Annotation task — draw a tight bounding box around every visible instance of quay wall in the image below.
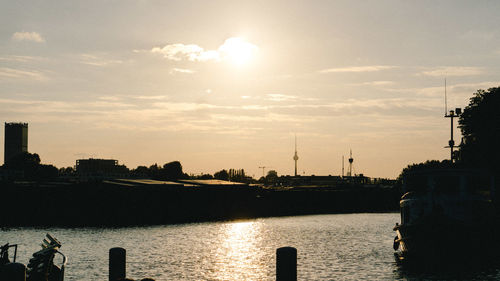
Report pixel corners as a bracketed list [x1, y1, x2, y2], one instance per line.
[0, 183, 399, 227]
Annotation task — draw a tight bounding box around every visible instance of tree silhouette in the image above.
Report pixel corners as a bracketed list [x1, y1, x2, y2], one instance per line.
[160, 161, 188, 180]
[214, 169, 229, 180]
[130, 165, 149, 178]
[58, 166, 75, 176]
[458, 87, 500, 174]
[148, 163, 160, 178]
[4, 152, 40, 169]
[192, 173, 214, 179]
[2, 152, 57, 180]
[228, 168, 247, 182]
[265, 170, 278, 184]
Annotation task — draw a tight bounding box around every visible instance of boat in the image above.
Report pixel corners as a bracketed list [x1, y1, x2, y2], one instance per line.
[0, 233, 67, 281]
[393, 169, 497, 261]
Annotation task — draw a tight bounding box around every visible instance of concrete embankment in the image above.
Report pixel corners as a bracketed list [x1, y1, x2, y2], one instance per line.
[0, 182, 399, 227]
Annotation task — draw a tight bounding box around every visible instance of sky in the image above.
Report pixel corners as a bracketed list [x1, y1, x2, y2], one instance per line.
[1, 0, 500, 179]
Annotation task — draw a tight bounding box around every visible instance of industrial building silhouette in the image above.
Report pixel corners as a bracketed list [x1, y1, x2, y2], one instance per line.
[4, 122, 28, 164]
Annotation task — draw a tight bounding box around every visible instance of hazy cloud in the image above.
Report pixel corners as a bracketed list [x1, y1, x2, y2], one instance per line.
[134, 95, 168, 100]
[266, 94, 297, 101]
[358, 81, 395, 86]
[78, 54, 123, 66]
[450, 81, 499, 92]
[0, 55, 46, 62]
[12, 31, 45, 42]
[0, 67, 47, 80]
[98, 96, 122, 101]
[0, 93, 443, 143]
[460, 30, 497, 41]
[91, 101, 136, 108]
[170, 68, 196, 74]
[319, 65, 396, 73]
[420, 66, 483, 77]
[388, 81, 499, 102]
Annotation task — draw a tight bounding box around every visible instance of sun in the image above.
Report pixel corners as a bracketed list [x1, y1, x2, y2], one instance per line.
[218, 37, 258, 67]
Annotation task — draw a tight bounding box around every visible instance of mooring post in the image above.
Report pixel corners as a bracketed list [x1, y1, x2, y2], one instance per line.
[109, 247, 126, 281]
[2, 262, 26, 281]
[276, 246, 297, 281]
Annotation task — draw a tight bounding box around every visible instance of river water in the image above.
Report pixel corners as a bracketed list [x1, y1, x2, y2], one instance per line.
[2, 213, 500, 280]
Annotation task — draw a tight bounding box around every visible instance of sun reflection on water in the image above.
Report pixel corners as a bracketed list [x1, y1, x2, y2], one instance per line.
[208, 220, 267, 280]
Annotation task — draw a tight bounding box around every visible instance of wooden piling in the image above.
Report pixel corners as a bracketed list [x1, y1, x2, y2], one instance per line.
[109, 247, 126, 281]
[276, 246, 297, 281]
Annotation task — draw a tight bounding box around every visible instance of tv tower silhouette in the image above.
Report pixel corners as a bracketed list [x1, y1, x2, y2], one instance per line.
[348, 149, 354, 177]
[293, 135, 299, 176]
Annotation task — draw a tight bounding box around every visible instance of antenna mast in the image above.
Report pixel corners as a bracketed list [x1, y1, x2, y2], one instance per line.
[444, 79, 461, 162]
[444, 78, 447, 115]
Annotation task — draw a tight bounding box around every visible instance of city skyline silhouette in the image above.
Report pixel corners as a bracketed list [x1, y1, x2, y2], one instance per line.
[2, 1, 500, 178]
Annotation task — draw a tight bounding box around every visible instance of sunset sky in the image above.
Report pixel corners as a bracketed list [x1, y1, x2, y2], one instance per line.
[2, 0, 500, 178]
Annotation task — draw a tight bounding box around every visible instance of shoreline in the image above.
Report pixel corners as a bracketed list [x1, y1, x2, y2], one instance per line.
[1, 181, 400, 227]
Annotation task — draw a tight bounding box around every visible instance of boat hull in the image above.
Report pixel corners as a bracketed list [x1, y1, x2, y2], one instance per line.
[394, 219, 497, 260]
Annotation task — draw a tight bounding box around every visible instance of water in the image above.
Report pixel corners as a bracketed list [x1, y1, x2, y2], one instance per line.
[2, 213, 500, 280]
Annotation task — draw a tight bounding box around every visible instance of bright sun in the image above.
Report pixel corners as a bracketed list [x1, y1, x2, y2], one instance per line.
[219, 37, 258, 66]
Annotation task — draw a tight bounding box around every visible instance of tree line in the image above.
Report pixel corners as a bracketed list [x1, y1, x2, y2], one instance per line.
[0, 153, 262, 183]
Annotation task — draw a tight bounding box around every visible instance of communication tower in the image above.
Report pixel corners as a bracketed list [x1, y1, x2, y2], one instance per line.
[293, 135, 299, 176]
[348, 149, 354, 177]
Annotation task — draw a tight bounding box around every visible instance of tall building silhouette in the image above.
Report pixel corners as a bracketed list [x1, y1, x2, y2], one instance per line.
[4, 122, 28, 164]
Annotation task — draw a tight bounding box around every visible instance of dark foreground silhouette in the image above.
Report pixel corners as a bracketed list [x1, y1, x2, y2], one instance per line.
[0, 182, 398, 227]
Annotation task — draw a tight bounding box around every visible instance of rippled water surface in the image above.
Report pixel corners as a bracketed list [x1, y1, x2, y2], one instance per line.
[2, 213, 500, 280]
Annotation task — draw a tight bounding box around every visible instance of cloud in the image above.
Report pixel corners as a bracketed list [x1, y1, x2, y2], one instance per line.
[0, 55, 46, 62]
[78, 54, 123, 66]
[266, 94, 297, 101]
[151, 43, 220, 62]
[358, 81, 395, 86]
[152, 102, 220, 112]
[134, 95, 168, 100]
[12, 31, 45, 42]
[0, 92, 445, 142]
[0, 67, 47, 80]
[264, 93, 318, 102]
[150, 37, 258, 63]
[90, 101, 136, 108]
[450, 81, 500, 92]
[319, 65, 396, 73]
[170, 68, 195, 74]
[98, 96, 122, 101]
[419, 66, 483, 77]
